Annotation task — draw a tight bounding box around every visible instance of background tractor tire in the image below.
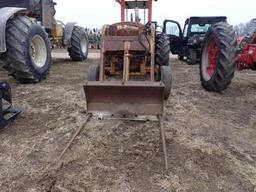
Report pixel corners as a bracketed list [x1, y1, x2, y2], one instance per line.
[155, 34, 170, 66]
[160, 66, 172, 100]
[88, 64, 99, 81]
[178, 54, 184, 61]
[1, 16, 51, 83]
[187, 49, 197, 65]
[200, 22, 237, 92]
[68, 26, 88, 61]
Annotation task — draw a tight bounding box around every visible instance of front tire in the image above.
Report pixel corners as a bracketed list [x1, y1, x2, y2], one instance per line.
[68, 26, 88, 61]
[160, 66, 172, 100]
[1, 16, 51, 83]
[200, 22, 237, 92]
[88, 64, 99, 81]
[187, 49, 197, 65]
[155, 34, 170, 66]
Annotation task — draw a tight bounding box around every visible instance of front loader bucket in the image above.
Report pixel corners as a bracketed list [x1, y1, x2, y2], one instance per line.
[84, 81, 164, 116]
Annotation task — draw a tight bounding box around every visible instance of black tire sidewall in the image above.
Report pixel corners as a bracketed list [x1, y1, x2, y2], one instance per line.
[76, 27, 88, 59]
[187, 49, 197, 65]
[69, 26, 89, 61]
[199, 22, 237, 92]
[26, 24, 51, 77]
[200, 27, 220, 85]
[160, 66, 172, 100]
[88, 64, 99, 81]
[155, 34, 170, 66]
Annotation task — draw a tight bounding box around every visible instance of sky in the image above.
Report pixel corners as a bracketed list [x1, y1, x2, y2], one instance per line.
[54, 0, 255, 29]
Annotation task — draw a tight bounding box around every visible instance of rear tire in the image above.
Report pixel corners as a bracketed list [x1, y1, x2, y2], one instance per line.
[88, 64, 99, 81]
[187, 49, 197, 65]
[68, 26, 88, 61]
[1, 16, 51, 83]
[160, 66, 172, 100]
[200, 22, 237, 92]
[155, 34, 170, 66]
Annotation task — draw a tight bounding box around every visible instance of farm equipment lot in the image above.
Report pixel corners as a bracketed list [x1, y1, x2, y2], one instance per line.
[0, 49, 255, 192]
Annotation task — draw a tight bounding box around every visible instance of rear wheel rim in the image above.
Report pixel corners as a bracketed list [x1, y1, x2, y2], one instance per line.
[80, 35, 88, 54]
[30, 35, 47, 68]
[202, 36, 218, 80]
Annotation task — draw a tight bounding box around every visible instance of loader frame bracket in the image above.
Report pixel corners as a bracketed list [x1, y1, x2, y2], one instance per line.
[0, 81, 21, 129]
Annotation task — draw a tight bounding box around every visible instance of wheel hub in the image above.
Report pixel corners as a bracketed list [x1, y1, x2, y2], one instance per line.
[80, 36, 88, 54]
[30, 35, 47, 68]
[201, 36, 218, 81]
[207, 37, 218, 77]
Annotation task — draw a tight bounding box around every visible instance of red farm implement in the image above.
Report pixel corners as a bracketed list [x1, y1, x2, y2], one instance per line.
[200, 19, 256, 92]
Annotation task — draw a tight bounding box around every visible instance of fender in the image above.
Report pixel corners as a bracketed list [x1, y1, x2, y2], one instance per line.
[63, 22, 77, 47]
[0, 7, 26, 53]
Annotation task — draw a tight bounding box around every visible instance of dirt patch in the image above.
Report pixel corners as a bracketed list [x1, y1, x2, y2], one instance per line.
[0, 49, 255, 192]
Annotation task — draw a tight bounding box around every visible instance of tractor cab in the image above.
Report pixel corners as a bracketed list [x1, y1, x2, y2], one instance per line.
[165, 16, 227, 64]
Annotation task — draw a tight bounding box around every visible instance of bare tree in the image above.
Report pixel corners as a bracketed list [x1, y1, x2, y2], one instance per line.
[234, 18, 256, 36]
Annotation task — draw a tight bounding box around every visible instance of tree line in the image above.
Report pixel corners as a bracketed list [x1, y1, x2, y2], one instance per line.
[234, 18, 256, 36]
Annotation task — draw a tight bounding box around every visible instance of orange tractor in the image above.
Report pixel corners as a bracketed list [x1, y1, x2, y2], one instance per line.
[84, 0, 182, 116]
[200, 19, 256, 91]
[83, 0, 182, 168]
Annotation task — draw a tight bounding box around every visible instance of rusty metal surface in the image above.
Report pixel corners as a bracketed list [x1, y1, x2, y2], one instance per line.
[117, 26, 140, 36]
[150, 24, 155, 81]
[84, 81, 164, 115]
[104, 22, 143, 36]
[111, 22, 144, 28]
[103, 36, 149, 51]
[92, 21, 161, 116]
[123, 41, 131, 82]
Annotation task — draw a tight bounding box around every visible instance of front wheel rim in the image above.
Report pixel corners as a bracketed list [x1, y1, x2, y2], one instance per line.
[30, 35, 47, 68]
[80, 35, 88, 54]
[202, 36, 218, 81]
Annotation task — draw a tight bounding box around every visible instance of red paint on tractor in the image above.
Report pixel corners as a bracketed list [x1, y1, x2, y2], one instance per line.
[148, 0, 152, 22]
[236, 31, 256, 70]
[121, 0, 125, 22]
[237, 44, 256, 70]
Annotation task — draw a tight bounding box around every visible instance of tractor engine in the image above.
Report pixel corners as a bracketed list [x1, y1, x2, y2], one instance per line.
[103, 23, 151, 75]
